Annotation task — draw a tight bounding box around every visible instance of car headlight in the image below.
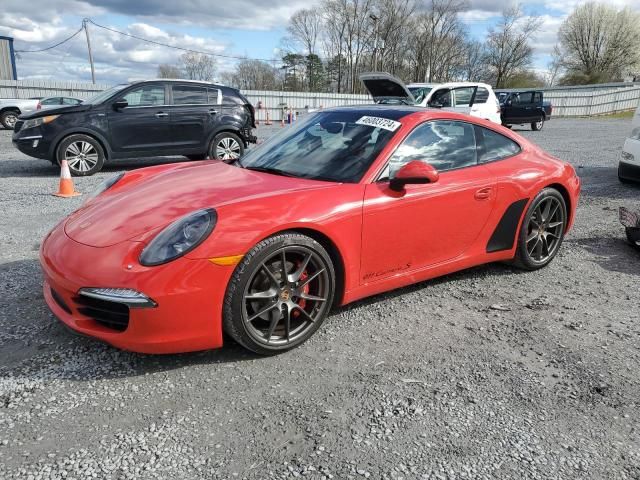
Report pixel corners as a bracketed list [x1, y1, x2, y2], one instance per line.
[83, 172, 125, 204]
[630, 127, 640, 140]
[139, 209, 217, 266]
[21, 115, 59, 130]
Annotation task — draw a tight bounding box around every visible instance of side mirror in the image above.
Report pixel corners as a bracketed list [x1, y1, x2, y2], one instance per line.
[390, 161, 439, 192]
[112, 99, 128, 110]
[506, 99, 512, 106]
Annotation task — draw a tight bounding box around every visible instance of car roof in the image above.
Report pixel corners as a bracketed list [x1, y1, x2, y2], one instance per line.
[129, 78, 227, 88]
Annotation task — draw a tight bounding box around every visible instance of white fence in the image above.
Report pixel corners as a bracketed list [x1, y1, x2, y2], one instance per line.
[1, 79, 639, 119]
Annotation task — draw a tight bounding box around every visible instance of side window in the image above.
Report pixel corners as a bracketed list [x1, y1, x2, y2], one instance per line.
[474, 87, 489, 104]
[514, 92, 533, 105]
[387, 120, 477, 176]
[208, 88, 221, 105]
[62, 97, 81, 105]
[429, 89, 452, 107]
[534, 92, 542, 103]
[122, 85, 166, 106]
[221, 89, 245, 105]
[172, 85, 208, 105]
[476, 126, 521, 163]
[41, 97, 60, 105]
[453, 87, 475, 107]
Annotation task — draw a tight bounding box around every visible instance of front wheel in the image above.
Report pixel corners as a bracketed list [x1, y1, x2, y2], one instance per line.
[531, 119, 544, 131]
[56, 134, 105, 176]
[1, 110, 19, 130]
[513, 188, 567, 270]
[223, 233, 335, 355]
[209, 132, 244, 162]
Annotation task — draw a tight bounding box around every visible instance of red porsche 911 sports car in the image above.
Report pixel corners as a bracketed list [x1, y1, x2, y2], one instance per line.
[40, 106, 580, 355]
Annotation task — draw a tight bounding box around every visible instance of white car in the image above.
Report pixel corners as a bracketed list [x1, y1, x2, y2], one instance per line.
[619, 104, 640, 183]
[359, 73, 502, 125]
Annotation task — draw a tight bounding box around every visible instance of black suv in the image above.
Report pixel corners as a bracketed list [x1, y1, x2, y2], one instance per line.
[12, 80, 256, 176]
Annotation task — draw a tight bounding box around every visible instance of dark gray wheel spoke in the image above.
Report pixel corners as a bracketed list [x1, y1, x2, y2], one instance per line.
[299, 268, 325, 289]
[542, 199, 552, 222]
[246, 288, 278, 300]
[280, 249, 288, 281]
[261, 264, 280, 288]
[526, 230, 538, 243]
[299, 292, 326, 302]
[247, 302, 279, 323]
[264, 309, 282, 342]
[288, 253, 312, 283]
[293, 305, 315, 323]
[548, 221, 563, 229]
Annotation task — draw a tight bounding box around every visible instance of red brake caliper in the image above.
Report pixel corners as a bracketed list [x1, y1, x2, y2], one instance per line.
[292, 266, 310, 318]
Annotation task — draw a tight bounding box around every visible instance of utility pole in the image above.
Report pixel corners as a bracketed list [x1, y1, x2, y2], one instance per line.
[370, 14, 379, 72]
[83, 19, 96, 84]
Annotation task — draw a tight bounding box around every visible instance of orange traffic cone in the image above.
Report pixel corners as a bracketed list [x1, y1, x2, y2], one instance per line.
[53, 159, 81, 198]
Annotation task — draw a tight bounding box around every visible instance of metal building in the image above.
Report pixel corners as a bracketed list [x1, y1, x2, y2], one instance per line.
[0, 36, 18, 80]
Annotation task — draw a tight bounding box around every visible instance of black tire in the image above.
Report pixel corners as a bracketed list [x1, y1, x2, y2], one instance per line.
[626, 228, 640, 249]
[1, 110, 19, 130]
[208, 132, 244, 162]
[513, 188, 567, 271]
[531, 118, 544, 131]
[185, 154, 207, 161]
[56, 134, 105, 176]
[223, 233, 335, 355]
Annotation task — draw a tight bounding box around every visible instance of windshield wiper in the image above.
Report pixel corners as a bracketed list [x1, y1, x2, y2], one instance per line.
[242, 166, 298, 178]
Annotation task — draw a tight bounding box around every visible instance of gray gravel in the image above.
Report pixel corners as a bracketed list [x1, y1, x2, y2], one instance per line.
[0, 118, 639, 480]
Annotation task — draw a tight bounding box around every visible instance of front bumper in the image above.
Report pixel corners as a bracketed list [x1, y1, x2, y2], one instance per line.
[619, 137, 640, 183]
[40, 224, 234, 354]
[12, 126, 53, 160]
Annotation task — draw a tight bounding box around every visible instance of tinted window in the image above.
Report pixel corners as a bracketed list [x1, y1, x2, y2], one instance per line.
[430, 89, 452, 107]
[513, 92, 534, 105]
[474, 87, 489, 104]
[62, 97, 82, 105]
[123, 85, 165, 106]
[387, 120, 477, 175]
[208, 88, 221, 104]
[173, 85, 208, 105]
[41, 97, 60, 105]
[534, 92, 542, 103]
[239, 111, 397, 183]
[453, 87, 475, 106]
[221, 88, 245, 105]
[476, 126, 520, 163]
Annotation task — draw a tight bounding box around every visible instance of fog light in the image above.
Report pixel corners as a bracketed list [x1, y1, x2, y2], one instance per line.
[78, 287, 157, 308]
[32, 139, 39, 148]
[621, 151, 634, 162]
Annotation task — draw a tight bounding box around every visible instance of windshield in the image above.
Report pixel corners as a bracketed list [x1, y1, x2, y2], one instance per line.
[408, 86, 433, 104]
[84, 84, 128, 105]
[238, 111, 399, 183]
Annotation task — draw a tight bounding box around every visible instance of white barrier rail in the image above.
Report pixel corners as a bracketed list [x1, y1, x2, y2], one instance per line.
[1, 79, 639, 118]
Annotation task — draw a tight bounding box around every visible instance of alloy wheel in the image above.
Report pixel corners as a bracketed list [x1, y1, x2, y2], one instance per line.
[525, 196, 565, 263]
[216, 137, 241, 160]
[242, 246, 330, 346]
[65, 141, 99, 173]
[535, 120, 544, 130]
[4, 113, 17, 129]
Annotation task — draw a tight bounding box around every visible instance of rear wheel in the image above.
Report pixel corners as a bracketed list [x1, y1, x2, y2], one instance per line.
[531, 119, 544, 131]
[513, 188, 567, 270]
[223, 233, 335, 355]
[1, 110, 19, 129]
[209, 132, 244, 162]
[56, 134, 105, 176]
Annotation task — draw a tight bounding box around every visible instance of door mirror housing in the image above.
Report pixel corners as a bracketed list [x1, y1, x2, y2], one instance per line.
[112, 99, 128, 110]
[389, 161, 439, 191]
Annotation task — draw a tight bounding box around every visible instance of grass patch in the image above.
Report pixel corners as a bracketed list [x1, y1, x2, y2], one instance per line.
[600, 110, 635, 120]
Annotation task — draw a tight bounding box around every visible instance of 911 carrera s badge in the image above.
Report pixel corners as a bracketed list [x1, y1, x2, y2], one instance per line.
[356, 116, 401, 132]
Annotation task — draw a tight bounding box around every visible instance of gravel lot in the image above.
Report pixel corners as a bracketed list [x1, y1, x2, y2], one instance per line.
[0, 118, 639, 480]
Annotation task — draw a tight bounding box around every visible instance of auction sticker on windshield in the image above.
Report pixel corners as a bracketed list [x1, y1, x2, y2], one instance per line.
[356, 116, 401, 132]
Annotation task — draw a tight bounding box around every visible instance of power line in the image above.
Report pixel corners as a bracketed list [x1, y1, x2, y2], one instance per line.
[86, 19, 280, 64]
[14, 26, 84, 53]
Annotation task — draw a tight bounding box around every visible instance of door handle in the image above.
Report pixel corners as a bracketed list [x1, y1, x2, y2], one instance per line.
[155, 112, 168, 118]
[208, 109, 218, 115]
[474, 187, 493, 200]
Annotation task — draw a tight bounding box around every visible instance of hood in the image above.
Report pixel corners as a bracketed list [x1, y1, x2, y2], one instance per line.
[359, 72, 415, 104]
[20, 103, 91, 119]
[64, 161, 334, 247]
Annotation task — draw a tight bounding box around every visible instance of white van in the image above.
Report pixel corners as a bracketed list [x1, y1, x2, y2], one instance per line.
[359, 73, 502, 125]
[619, 104, 640, 183]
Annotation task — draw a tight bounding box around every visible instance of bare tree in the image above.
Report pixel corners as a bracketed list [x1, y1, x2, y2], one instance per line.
[557, 2, 640, 84]
[460, 40, 488, 81]
[484, 5, 541, 88]
[181, 52, 216, 81]
[223, 59, 278, 90]
[288, 8, 323, 55]
[157, 64, 182, 78]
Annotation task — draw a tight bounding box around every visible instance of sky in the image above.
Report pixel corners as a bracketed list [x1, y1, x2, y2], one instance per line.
[1, 0, 639, 86]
